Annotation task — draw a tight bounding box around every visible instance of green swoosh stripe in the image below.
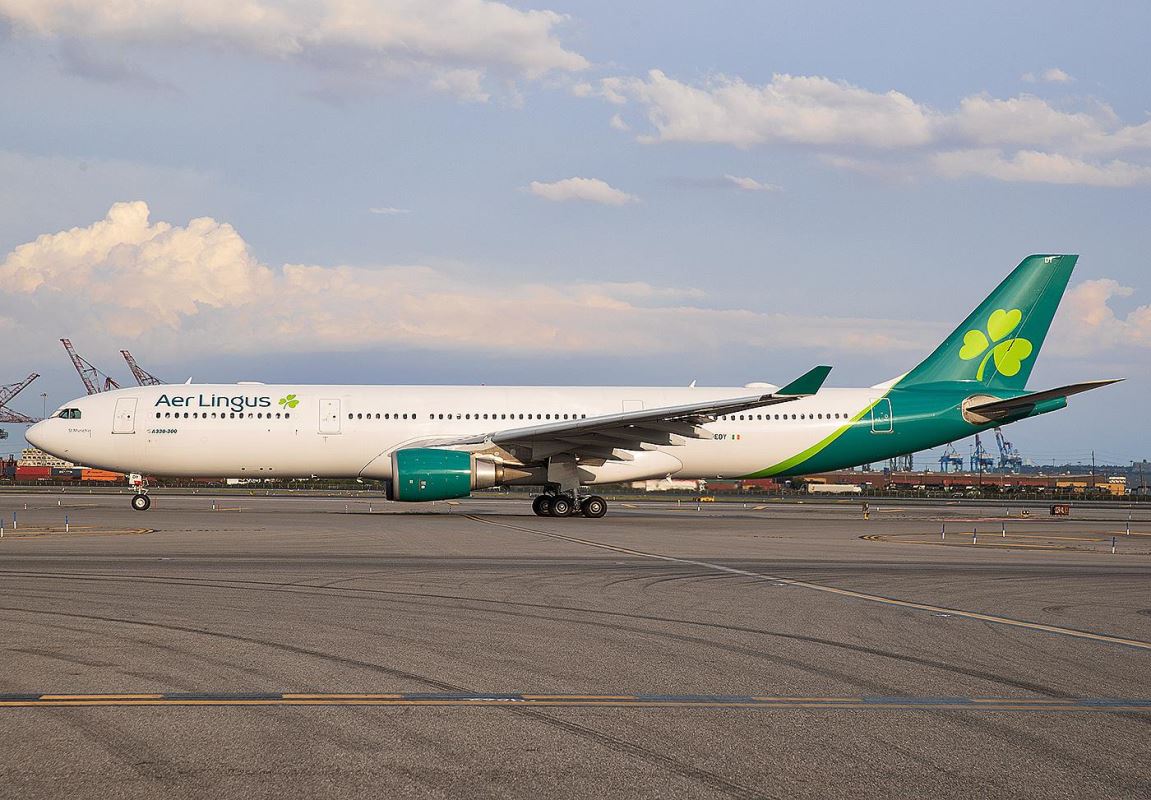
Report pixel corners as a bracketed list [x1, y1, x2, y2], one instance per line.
[740, 394, 888, 479]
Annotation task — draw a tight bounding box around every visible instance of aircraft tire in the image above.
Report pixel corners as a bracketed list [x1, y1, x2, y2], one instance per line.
[532, 495, 550, 516]
[131, 494, 151, 512]
[580, 496, 607, 518]
[548, 496, 573, 517]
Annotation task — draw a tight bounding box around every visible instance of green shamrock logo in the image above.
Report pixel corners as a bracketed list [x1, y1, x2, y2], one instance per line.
[959, 308, 1033, 380]
[278, 394, 300, 409]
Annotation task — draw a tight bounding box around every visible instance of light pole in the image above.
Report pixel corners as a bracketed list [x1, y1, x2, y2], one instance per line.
[40, 392, 47, 420]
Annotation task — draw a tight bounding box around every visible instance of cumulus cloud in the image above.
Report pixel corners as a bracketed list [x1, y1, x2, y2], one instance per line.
[1022, 67, 1073, 84]
[588, 70, 1151, 186]
[1050, 279, 1151, 355]
[0, 202, 950, 363]
[931, 149, 1151, 187]
[608, 113, 630, 131]
[0, 0, 587, 100]
[601, 70, 934, 149]
[527, 177, 637, 205]
[724, 174, 780, 192]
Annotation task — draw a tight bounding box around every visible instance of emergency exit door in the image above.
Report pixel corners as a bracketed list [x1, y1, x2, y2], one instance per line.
[319, 398, 342, 434]
[870, 398, 893, 433]
[113, 398, 138, 434]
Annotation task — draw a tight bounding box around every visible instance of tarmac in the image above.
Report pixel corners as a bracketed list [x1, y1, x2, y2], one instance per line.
[0, 491, 1149, 799]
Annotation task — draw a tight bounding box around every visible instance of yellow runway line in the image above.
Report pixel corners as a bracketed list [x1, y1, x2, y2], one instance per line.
[281, 693, 404, 700]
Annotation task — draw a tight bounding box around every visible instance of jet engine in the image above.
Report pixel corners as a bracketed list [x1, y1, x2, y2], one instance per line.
[386, 448, 505, 501]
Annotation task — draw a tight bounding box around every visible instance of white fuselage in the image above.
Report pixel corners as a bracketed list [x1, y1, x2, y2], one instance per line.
[28, 383, 883, 483]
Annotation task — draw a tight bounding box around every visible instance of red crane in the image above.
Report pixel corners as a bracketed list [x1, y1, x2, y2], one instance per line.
[0, 373, 40, 423]
[120, 350, 164, 386]
[60, 339, 121, 394]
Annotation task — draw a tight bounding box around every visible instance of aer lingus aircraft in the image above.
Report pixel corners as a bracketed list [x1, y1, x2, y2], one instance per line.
[27, 254, 1119, 518]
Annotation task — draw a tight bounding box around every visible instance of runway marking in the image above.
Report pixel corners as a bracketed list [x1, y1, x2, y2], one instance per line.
[465, 516, 1151, 653]
[864, 529, 1151, 552]
[0, 692, 1148, 710]
[0, 526, 153, 538]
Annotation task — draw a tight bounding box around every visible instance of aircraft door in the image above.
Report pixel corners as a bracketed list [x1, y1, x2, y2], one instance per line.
[319, 398, 341, 434]
[113, 398, 138, 434]
[870, 398, 893, 433]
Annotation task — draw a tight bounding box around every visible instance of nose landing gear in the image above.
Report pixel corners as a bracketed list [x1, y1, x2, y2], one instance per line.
[128, 473, 151, 511]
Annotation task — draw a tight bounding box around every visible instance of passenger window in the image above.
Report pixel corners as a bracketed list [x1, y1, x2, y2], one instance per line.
[155, 412, 161, 419]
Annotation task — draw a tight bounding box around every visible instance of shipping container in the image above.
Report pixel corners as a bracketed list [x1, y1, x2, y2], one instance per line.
[51, 467, 83, 480]
[81, 469, 124, 482]
[16, 466, 51, 480]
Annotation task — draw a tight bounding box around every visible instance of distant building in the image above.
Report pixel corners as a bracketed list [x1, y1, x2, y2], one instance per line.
[17, 447, 75, 469]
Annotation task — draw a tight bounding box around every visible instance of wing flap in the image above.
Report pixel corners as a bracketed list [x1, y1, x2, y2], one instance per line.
[390, 365, 832, 464]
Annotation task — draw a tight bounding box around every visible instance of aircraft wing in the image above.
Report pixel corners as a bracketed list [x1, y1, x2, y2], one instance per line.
[410, 366, 832, 464]
[966, 379, 1122, 419]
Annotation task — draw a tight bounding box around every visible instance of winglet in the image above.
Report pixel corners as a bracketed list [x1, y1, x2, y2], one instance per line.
[777, 365, 832, 397]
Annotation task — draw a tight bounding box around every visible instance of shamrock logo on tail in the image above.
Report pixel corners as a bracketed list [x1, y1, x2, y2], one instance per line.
[278, 394, 300, 409]
[959, 309, 1033, 380]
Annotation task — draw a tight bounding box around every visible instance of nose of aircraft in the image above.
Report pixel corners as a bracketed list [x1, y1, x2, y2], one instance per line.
[25, 420, 47, 450]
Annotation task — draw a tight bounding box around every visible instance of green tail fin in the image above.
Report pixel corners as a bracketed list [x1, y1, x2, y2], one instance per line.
[899, 254, 1077, 390]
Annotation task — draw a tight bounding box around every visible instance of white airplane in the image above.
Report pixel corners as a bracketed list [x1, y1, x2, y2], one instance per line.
[27, 255, 1118, 518]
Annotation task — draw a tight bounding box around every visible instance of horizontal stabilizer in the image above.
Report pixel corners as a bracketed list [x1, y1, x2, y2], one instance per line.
[967, 379, 1122, 418]
[777, 366, 832, 397]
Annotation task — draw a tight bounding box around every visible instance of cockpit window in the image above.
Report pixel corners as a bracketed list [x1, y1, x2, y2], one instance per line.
[57, 408, 82, 419]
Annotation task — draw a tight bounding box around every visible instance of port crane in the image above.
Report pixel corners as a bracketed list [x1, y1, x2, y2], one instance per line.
[61, 339, 121, 394]
[121, 351, 164, 386]
[994, 427, 1024, 471]
[0, 373, 41, 440]
[970, 433, 996, 472]
[938, 443, 964, 472]
[887, 454, 913, 472]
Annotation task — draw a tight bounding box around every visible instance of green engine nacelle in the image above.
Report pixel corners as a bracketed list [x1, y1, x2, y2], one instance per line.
[386, 448, 503, 502]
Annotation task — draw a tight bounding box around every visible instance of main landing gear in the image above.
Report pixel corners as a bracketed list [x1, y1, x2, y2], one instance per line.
[532, 493, 608, 518]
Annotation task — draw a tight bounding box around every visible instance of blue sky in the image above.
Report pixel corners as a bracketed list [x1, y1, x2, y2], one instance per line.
[0, 1, 1148, 466]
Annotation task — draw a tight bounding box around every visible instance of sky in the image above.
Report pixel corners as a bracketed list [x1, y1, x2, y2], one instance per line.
[0, 0, 1148, 467]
